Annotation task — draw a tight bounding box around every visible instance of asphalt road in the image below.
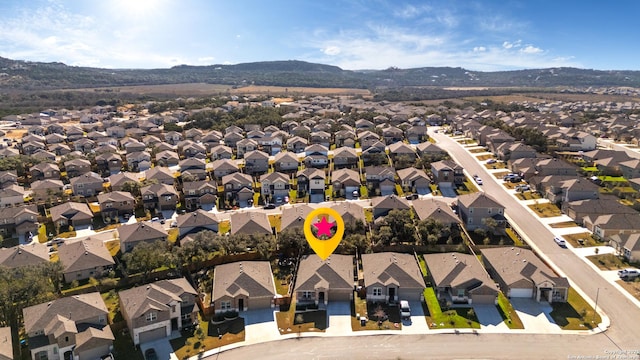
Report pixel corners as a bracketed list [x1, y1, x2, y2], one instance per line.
[213, 130, 640, 359]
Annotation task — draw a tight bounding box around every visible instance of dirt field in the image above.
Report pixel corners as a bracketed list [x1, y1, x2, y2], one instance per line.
[229, 85, 371, 96]
[2, 129, 27, 139]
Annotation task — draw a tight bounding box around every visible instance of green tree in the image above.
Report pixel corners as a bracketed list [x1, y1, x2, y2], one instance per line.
[276, 227, 309, 256]
[341, 233, 371, 254]
[122, 241, 170, 281]
[384, 209, 417, 244]
[417, 218, 445, 245]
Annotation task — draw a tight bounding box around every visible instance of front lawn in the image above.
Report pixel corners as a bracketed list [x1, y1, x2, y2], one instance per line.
[171, 316, 244, 360]
[563, 232, 601, 247]
[616, 279, 640, 302]
[496, 292, 524, 329]
[351, 294, 402, 331]
[586, 253, 629, 271]
[423, 288, 480, 329]
[276, 298, 326, 334]
[548, 221, 579, 228]
[514, 191, 543, 200]
[112, 326, 144, 360]
[550, 288, 601, 330]
[528, 202, 562, 218]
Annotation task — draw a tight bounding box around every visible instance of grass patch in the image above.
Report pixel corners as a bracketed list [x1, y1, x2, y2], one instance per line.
[276, 298, 326, 334]
[171, 316, 244, 360]
[616, 279, 640, 302]
[505, 228, 524, 246]
[550, 288, 601, 330]
[581, 166, 599, 173]
[493, 171, 510, 179]
[423, 288, 480, 329]
[476, 154, 494, 161]
[514, 191, 543, 200]
[168, 228, 179, 244]
[364, 207, 373, 224]
[548, 221, 578, 228]
[219, 220, 230, 235]
[456, 180, 478, 195]
[395, 184, 404, 196]
[112, 325, 144, 360]
[38, 223, 48, 243]
[359, 185, 368, 199]
[101, 291, 121, 324]
[268, 214, 282, 233]
[528, 202, 562, 218]
[351, 294, 402, 331]
[468, 148, 488, 153]
[563, 232, 601, 247]
[89, 202, 101, 213]
[496, 292, 524, 329]
[586, 253, 629, 270]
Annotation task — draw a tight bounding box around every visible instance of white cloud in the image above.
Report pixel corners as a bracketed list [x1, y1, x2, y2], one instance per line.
[473, 46, 486, 52]
[502, 40, 522, 49]
[520, 45, 543, 54]
[322, 46, 341, 56]
[394, 4, 432, 19]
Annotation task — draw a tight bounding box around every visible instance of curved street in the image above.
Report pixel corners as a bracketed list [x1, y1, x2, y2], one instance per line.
[213, 129, 640, 360]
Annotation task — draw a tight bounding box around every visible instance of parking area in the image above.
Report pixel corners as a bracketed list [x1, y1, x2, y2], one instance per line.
[399, 300, 429, 334]
[510, 298, 558, 333]
[473, 304, 509, 331]
[139, 337, 175, 360]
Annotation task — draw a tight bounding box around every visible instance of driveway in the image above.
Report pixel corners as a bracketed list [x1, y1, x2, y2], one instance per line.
[399, 300, 429, 334]
[473, 304, 509, 332]
[242, 309, 280, 344]
[325, 302, 352, 336]
[438, 185, 457, 198]
[510, 298, 558, 333]
[139, 337, 176, 360]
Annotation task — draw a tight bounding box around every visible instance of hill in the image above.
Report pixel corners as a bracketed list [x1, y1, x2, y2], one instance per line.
[1, 56, 639, 90]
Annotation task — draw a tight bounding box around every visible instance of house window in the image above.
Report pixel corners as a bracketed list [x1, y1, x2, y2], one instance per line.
[469, 208, 473, 214]
[172, 305, 176, 313]
[302, 291, 313, 299]
[372, 287, 383, 296]
[457, 289, 465, 297]
[99, 315, 106, 324]
[487, 208, 492, 214]
[105, 203, 113, 208]
[164, 196, 172, 201]
[221, 301, 232, 311]
[189, 190, 195, 195]
[146, 312, 157, 322]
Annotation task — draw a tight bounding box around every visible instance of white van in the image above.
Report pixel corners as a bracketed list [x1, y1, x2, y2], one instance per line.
[400, 300, 411, 320]
[553, 236, 566, 247]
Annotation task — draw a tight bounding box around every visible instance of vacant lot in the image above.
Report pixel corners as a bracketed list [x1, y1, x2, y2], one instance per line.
[528, 202, 562, 217]
[586, 253, 628, 270]
[231, 85, 371, 96]
[617, 279, 640, 301]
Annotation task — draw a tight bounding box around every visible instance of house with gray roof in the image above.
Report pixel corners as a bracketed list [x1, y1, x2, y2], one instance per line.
[609, 233, 640, 263]
[22, 292, 113, 360]
[457, 192, 506, 232]
[117, 221, 167, 253]
[230, 211, 271, 235]
[211, 159, 239, 179]
[260, 172, 290, 203]
[141, 183, 179, 212]
[424, 253, 498, 305]
[176, 209, 220, 237]
[97, 191, 135, 222]
[212, 261, 276, 313]
[361, 252, 425, 302]
[119, 278, 198, 345]
[182, 180, 217, 211]
[70, 172, 103, 197]
[482, 247, 569, 303]
[144, 166, 175, 185]
[371, 195, 411, 219]
[0, 326, 13, 360]
[0, 205, 39, 240]
[294, 254, 354, 306]
[0, 243, 49, 269]
[49, 202, 93, 229]
[58, 237, 114, 282]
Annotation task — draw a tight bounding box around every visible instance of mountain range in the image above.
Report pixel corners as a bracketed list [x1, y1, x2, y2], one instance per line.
[1, 56, 639, 90]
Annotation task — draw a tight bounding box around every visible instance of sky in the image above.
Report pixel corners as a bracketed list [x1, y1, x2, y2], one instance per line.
[0, 0, 638, 72]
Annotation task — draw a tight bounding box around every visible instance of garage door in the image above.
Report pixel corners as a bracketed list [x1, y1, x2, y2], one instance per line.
[139, 327, 167, 344]
[509, 288, 533, 298]
[471, 294, 496, 305]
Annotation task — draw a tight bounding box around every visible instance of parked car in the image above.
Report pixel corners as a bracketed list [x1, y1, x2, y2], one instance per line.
[553, 236, 566, 247]
[503, 173, 520, 181]
[400, 300, 411, 320]
[474, 177, 483, 185]
[618, 268, 640, 280]
[264, 203, 276, 209]
[486, 159, 497, 164]
[515, 184, 530, 192]
[150, 217, 160, 222]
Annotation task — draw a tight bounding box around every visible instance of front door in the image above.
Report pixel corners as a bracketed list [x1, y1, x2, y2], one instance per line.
[318, 291, 325, 304]
[171, 318, 178, 331]
[388, 287, 396, 303]
[238, 298, 244, 312]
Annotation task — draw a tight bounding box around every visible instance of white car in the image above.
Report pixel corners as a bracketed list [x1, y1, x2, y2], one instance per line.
[553, 237, 566, 247]
[486, 159, 497, 164]
[400, 300, 411, 320]
[474, 177, 483, 185]
[618, 268, 640, 280]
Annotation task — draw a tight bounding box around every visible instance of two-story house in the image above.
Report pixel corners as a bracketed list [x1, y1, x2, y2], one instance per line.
[141, 183, 179, 213]
[182, 180, 218, 211]
[211, 159, 239, 179]
[260, 172, 290, 204]
[222, 172, 254, 207]
[58, 237, 115, 283]
[296, 168, 325, 203]
[457, 192, 506, 232]
[243, 150, 270, 175]
[273, 151, 299, 173]
[97, 191, 135, 222]
[70, 172, 104, 197]
[64, 158, 92, 179]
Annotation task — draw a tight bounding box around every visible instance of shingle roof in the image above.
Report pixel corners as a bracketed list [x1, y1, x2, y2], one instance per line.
[58, 238, 114, 274]
[294, 254, 354, 293]
[457, 192, 504, 209]
[23, 292, 108, 334]
[424, 253, 497, 294]
[176, 209, 220, 228]
[117, 221, 167, 244]
[119, 278, 197, 319]
[0, 326, 13, 359]
[361, 252, 424, 289]
[280, 204, 314, 230]
[49, 202, 93, 222]
[0, 243, 49, 269]
[481, 247, 569, 288]
[212, 261, 276, 302]
[412, 198, 460, 224]
[371, 195, 411, 211]
[230, 211, 272, 235]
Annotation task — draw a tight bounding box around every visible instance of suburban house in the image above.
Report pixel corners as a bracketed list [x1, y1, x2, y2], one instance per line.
[95, 152, 123, 174]
[260, 172, 290, 204]
[396, 167, 431, 194]
[388, 142, 417, 162]
[609, 233, 640, 262]
[496, 142, 537, 162]
[223, 131, 245, 148]
[108, 172, 139, 192]
[371, 195, 411, 219]
[144, 166, 176, 185]
[456, 192, 506, 232]
[431, 159, 465, 188]
[58, 237, 115, 283]
[562, 197, 637, 225]
[310, 130, 331, 148]
[382, 126, 404, 144]
[179, 158, 207, 181]
[332, 146, 359, 169]
[70, 172, 104, 197]
[280, 204, 314, 231]
[0, 206, 39, 241]
[119, 278, 198, 345]
[545, 178, 600, 204]
[0, 243, 49, 269]
[0, 184, 27, 208]
[30, 163, 61, 180]
[294, 254, 354, 306]
[209, 144, 233, 160]
[31, 179, 64, 202]
[141, 183, 179, 212]
[176, 209, 220, 237]
[331, 168, 361, 199]
[236, 138, 258, 158]
[211, 261, 276, 313]
[211, 159, 239, 179]
[482, 247, 569, 303]
[0, 170, 18, 188]
[126, 151, 152, 172]
[222, 172, 254, 207]
[64, 158, 92, 178]
[273, 151, 299, 172]
[330, 201, 366, 225]
[117, 221, 168, 253]
[364, 166, 396, 196]
[424, 253, 498, 305]
[230, 211, 272, 235]
[49, 202, 93, 229]
[286, 136, 308, 153]
[182, 180, 218, 211]
[97, 191, 135, 221]
[412, 198, 461, 232]
[296, 168, 325, 203]
[244, 150, 270, 175]
[361, 252, 425, 302]
[303, 144, 329, 168]
[22, 292, 113, 360]
[584, 213, 640, 239]
[155, 150, 180, 167]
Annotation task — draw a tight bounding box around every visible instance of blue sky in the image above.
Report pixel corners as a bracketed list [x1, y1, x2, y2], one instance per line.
[0, 0, 638, 71]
